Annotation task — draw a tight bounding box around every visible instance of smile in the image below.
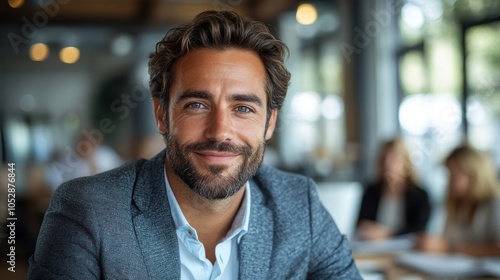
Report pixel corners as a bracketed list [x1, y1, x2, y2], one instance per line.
[193, 151, 241, 164]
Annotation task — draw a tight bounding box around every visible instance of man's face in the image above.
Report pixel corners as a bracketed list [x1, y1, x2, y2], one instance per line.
[154, 48, 277, 200]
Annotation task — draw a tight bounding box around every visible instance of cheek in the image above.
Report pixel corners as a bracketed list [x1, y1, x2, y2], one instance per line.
[457, 176, 470, 191]
[450, 175, 469, 194]
[238, 119, 267, 141]
[169, 116, 204, 141]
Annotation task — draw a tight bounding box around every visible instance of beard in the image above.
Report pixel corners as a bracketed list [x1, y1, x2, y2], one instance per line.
[166, 133, 266, 200]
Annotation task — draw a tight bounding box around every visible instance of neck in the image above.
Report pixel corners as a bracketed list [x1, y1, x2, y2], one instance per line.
[383, 179, 406, 196]
[165, 162, 246, 263]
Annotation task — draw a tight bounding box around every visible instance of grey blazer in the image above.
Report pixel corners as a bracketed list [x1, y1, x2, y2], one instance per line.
[29, 150, 361, 279]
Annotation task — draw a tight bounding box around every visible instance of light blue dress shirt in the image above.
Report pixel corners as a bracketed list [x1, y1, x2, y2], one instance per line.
[164, 168, 251, 280]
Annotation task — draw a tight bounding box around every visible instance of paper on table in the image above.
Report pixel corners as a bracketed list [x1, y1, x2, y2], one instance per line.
[351, 234, 415, 255]
[359, 271, 385, 280]
[481, 258, 500, 276]
[396, 252, 500, 278]
[355, 259, 384, 272]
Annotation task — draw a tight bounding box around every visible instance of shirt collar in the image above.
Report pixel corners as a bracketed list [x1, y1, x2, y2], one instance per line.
[163, 166, 251, 243]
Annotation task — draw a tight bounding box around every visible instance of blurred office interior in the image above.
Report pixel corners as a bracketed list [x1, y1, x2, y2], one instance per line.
[1, 0, 500, 278]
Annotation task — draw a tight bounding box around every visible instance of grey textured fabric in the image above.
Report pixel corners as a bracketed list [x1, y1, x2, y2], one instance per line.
[29, 150, 361, 279]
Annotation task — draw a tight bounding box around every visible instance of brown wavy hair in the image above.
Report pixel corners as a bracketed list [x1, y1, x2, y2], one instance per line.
[148, 10, 291, 124]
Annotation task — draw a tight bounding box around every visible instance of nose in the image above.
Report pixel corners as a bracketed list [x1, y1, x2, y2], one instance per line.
[204, 108, 234, 142]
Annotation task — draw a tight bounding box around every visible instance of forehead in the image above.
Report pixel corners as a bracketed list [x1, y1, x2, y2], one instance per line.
[175, 47, 265, 71]
[171, 48, 267, 97]
[446, 160, 465, 172]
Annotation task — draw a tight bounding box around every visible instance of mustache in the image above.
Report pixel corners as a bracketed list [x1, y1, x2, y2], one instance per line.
[184, 141, 253, 157]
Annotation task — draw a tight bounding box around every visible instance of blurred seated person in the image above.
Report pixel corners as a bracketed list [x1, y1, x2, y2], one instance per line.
[417, 145, 500, 256]
[47, 133, 122, 190]
[356, 138, 431, 240]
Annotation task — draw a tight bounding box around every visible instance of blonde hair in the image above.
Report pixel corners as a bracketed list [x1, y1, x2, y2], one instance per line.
[376, 138, 419, 186]
[445, 145, 499, 223]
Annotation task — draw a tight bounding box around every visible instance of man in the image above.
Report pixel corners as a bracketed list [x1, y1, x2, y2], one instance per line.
[29, 10, 361, 279]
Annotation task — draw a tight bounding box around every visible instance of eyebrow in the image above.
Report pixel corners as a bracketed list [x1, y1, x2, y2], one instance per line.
[176, 91, 263, 108]
[175, 90, 211, 104]
[231, 93, 263, 108]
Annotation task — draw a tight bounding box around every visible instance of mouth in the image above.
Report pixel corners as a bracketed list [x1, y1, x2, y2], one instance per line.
[193, 150, 241, 164]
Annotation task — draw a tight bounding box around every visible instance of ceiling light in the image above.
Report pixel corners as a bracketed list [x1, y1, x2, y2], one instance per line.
[8, 0, 25, 9]
[60, 46, 80, 64]
[296, 3, 318, 25]
[30, 43, 49, 61]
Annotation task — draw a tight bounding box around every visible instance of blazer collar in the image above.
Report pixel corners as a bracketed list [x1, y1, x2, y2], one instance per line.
[131, 150, 181, 279]
[238, 178, 274, 280]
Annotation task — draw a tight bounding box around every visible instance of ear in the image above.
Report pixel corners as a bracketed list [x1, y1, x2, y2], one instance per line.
[153, 97, 167, 134]
[265, 109, 278, 140]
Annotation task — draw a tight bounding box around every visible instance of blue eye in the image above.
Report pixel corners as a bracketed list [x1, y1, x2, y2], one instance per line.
[187, 103, 204, 109]
[236, 106, 252, 113]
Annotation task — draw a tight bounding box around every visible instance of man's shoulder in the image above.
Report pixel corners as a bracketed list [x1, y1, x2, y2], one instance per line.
[53, 159, 147, 203]
[252, 165, 315, 205]
[254, 164, 312, 188]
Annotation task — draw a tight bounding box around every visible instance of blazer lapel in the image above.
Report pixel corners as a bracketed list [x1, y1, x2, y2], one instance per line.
[238, 179, 274, 280]
[131, 150, 180, 279]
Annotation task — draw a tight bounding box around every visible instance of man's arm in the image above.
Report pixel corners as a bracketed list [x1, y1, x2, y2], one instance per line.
[28, 182, 101, 280]
[306, 179, 363, 279]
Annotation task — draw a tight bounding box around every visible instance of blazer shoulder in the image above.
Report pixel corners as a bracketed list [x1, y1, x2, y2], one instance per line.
[252, 165, 315, 204]
[53, 159, 146, 204]
[255, 165, 313, 188]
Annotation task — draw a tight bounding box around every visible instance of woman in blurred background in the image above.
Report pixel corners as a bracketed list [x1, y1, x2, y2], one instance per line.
[418, 145, 500, 256]
[356, 138, 431, 240]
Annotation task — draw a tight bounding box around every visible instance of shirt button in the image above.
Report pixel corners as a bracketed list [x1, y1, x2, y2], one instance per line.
[187, 230, 194, 236]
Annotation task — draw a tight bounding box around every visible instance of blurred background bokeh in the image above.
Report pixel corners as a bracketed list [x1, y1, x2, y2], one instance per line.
[1, 0, 500, 278]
